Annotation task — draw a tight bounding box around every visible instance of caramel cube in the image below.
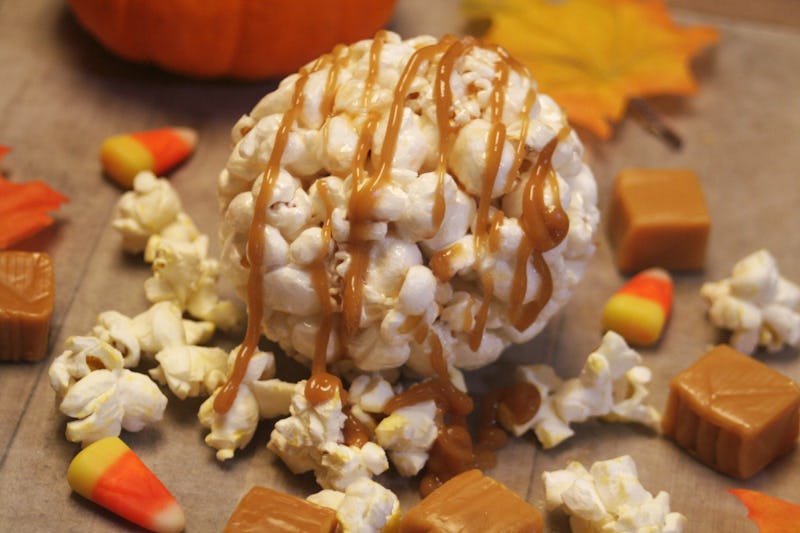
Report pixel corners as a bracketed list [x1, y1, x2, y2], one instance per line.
[0, 251, 55, 362]
[608, 168, 710, 272]
[223, 486, 339, 533]
[662, 345, 800, 479]
[399, 469, 543, 533]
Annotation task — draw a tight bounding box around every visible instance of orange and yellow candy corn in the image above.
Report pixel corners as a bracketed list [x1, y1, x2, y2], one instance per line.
[67, 437, 185, 533]
[602, 267, 673, 345]
[100, 127, 197, 189]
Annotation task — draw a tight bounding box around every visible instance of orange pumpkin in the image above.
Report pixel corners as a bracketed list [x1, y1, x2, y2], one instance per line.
[67, 0, 397, 79]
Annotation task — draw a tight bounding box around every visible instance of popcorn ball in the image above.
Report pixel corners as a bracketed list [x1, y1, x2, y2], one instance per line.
[217, 31, 599, 377]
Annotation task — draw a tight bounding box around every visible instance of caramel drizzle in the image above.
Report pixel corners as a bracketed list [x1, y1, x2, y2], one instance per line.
[214, 62, 316, 414]
[342, 36, 454, 337]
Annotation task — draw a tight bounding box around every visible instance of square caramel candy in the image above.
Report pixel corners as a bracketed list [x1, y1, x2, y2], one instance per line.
[223, 486, 339, 533]
[662, 344, 800, 479]
[608, 168, 710, 272]
[399, 469, 543, 533]
[0, 251, 55, 362]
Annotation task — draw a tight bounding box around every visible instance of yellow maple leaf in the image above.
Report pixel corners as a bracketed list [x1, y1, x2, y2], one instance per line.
[463, 0, 719, 138]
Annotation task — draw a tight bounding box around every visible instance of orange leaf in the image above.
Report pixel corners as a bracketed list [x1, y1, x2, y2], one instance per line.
[463, 0, 719, 138]
[728, 489, 800, 533]
[0, 147, 69, 249]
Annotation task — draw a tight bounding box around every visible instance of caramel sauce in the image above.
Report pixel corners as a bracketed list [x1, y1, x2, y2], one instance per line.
[214, 62, 316, 414]
[429, 242, 464, 281]
[343, 406, 372, 448]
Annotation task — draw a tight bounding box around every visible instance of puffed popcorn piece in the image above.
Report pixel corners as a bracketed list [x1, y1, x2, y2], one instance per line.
[91, 311, 141, 367]
[316, 441, 389, 491]
[112, 171, 182, 253]
[199, 348, 276, 461]
[145, 234, 243, 332]
[308, 478, 401, 533]
[49, 336, 125, 397]
[374, 400, 438, 476]
[149, 344, 228, 400]
[267, 381, 347, 474]
[509, 332, 660, 448]
[701, 249, 800, 354]
[59, 366, 167, 446]
[543, 455, 686, 533]
[250, 378, 296, 419]
[218, 31, 599, 375]
[131, 301, 192, 356]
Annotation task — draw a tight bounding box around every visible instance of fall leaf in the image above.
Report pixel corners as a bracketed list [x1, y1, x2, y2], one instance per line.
[0, 146, 69, 249]
[729, 488, 800, 533]
[463, 0, 719, 138]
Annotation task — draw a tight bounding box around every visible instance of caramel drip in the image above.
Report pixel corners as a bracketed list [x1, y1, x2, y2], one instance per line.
[305, 372, 347, 405]
[474, 381, 541, 470]
[429, 38, 474, 237]
[466, 58, 509, 350]
[429, 242, 464, 282]
[508, 133, 570, 331]
[214, 65, 316, 414]
[342, 38, 453, 337]
[343, 406, 372, 448]
[311, 181, 335, 372]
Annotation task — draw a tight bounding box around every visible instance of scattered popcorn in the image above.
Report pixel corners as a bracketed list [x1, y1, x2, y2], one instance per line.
[316, 441, 389, 492]
[112, 171, 182, 253]
[701, 249, 800, 354]
[250, 378, 297, 419]
[508, 331, 660, 448]
[198, 348, 276, 460]
[150, 344, 228, 400]
[58, 362, 167, 446]
[145, 233, 243, 331]
[267, 381, 389, 490]
[375, 400, 438, 476]
[267, 381, 347, 474]
[543, 455, 686, 533]
[90, 311, 141, 367]
[49, 336, 125, 397]
[308, 477, 401, 533]
[113, 172, 244, 331]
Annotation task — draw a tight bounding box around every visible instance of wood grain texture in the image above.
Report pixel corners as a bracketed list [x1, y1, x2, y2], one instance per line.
[1, 1, 798, 532]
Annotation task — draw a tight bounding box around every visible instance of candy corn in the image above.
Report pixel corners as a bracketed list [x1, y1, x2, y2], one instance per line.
[67, 437, 185, 533]
[100, 127, 197, 188]
[601, 267, 673, 345]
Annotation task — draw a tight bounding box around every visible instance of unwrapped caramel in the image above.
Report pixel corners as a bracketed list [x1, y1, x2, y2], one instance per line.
[0, 251, 54, 362]
[399, 469, 543, 532]
[608, 168, 710, 272]
[223, 486, 339, 533]
[662, 344, 800, 479]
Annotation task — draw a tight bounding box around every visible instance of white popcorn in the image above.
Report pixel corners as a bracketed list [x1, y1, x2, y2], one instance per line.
[59, 365, 167, 446]
[112, 171, 182, 253]
[49, 336, 125, 397]
[250, 378, 297, 419]
[149, 345, 228, 400]
[145, 234, 243, 331]
[374, 400, 438, 476]
[510, 332, 660, 448]
[702, 249, 800, 354]
[218, 32, 598, 375]
[132, 301, 192, 355]
[316, 441, 389, 491]
[199, 348, 276, 460]
[91, 311, 141, 367]
[308, 478, 401, 533]
[543, 456, 686, 533]
[267, 381, 347, 474]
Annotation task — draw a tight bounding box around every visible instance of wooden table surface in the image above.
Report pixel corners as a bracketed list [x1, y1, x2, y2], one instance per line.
[1, 1, 799, 531]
